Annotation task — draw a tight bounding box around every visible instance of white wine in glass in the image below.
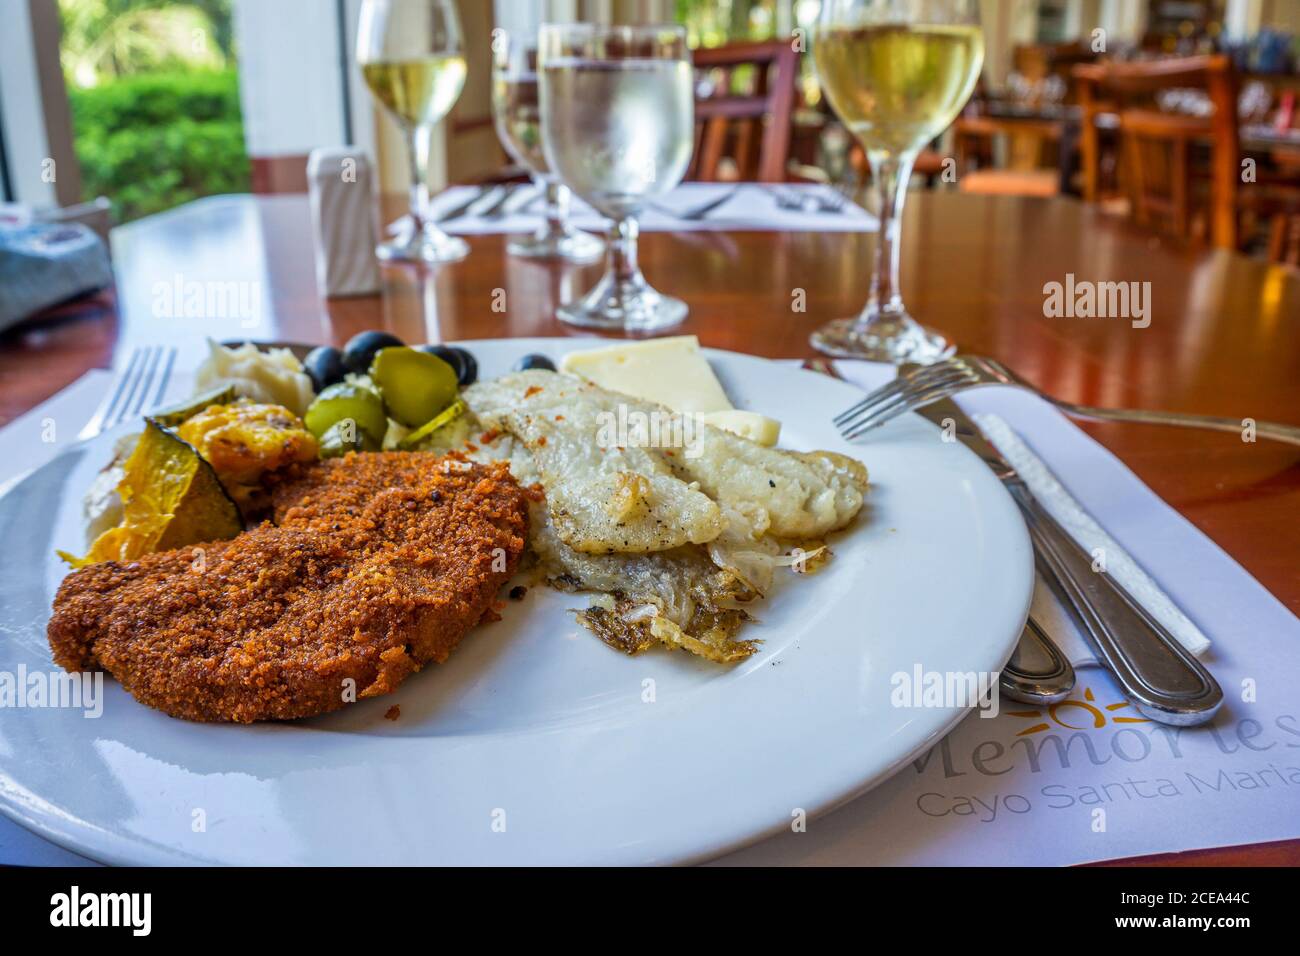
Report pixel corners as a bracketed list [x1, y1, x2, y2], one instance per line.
[539, 23, 694, 332]
[492, 31, 603, 262]
[357, 0, 469, 264]
[362, 56, 466, 128]
[812, 1, 983, 362]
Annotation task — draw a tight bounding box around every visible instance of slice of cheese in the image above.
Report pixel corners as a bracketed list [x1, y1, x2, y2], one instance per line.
[699, 410, 781, 446]
[560, 336, 733, 415]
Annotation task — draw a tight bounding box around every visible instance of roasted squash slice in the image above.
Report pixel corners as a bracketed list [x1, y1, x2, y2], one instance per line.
[151, 384, 238, 428]
[60, 419, 242, 568]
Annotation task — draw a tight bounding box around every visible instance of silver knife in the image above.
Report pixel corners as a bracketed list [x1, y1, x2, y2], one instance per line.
[477, 184, 524, 220]
[917, 399, 1075, 706]
[435, 185, 501, 224]
[919, 396, 1222, 725]
[483, 183, 539, 220]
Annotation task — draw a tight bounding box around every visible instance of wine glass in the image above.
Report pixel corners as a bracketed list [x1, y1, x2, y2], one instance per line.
[811, 0, 984, 362]
[538, 23, 694, 332]
[357, 0, 469, 264]
[492, 29, 604, 262]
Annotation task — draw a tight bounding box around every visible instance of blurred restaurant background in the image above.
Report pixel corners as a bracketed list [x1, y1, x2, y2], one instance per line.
[1, 0, 1299, 263]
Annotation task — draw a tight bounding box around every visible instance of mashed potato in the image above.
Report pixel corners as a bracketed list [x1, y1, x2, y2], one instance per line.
[195, 340, 314, 416]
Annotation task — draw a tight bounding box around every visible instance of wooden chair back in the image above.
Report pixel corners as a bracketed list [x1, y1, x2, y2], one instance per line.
[690, 40, 799, 183]
[1074, 56, 1240, 247]
[1116, 109, 1213, 239]
[1013, 41, 1096, 100]
[1268, 211, 1300, 267]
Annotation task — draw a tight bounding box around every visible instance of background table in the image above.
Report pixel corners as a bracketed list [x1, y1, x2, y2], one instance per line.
[1, 190, 1296, 865]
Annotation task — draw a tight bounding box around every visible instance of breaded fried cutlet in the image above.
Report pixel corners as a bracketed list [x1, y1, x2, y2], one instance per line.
[48, 455, 529, 723]
[270, 449, 476, 524]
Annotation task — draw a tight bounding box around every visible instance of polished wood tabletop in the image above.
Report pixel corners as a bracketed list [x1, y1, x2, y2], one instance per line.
[1, 189, 1297, 865]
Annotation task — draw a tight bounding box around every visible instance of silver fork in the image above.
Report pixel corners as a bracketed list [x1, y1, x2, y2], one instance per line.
[773, 184, 847, 214]
[835, 354, 1300, 446]
[78, 344, 178, 440]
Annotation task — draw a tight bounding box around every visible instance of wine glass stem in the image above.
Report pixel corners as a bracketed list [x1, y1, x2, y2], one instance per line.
[405, 125, 432, 232]
[544, 179, 569, 235]
[863, 150, 917, 326]
[608, 215, 641, 283]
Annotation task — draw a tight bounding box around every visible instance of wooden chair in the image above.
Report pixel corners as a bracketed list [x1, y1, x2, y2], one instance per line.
[960, 168, 1060, 197]
[948, 70, 1068, 197]
[1115, 109, 1212, 239]
[1074, 56, 1241, 248]
[1012, 41, 1097, 102]
[1267, 210, 1300, 267]
[953, 114, 1064, 197]
[690, 40, 799, 183]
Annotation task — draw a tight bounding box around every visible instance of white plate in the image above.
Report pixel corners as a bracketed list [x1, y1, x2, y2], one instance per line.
[0, 339, 1032, 865]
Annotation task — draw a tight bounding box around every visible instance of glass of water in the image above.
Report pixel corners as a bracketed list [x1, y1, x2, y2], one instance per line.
[538, 23, 694, 332]
[492, 29, 604, 262]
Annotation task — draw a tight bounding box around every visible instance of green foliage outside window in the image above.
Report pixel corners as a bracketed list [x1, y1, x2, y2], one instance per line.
[68, 70, 249, 223]
[59, 0, 247, 222]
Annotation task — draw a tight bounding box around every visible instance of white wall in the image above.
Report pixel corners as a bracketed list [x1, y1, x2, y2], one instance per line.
[980, 0, 1039, 90]
[495, 0, 546, 31]
[232, 0, 350, 157]
[1225, 0, 1265, 39]
[342, 0, 378, 160]
[496, 0, 671, 26]
[1099, 0, 1148, 42]
[0, 0, 57, 206]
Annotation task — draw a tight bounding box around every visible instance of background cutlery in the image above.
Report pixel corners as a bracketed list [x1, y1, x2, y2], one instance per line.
[480, 183, 535, 220]
[648, 184, 745, 221]
[773, 184, 846, 213]
[434, 185, 499, 223]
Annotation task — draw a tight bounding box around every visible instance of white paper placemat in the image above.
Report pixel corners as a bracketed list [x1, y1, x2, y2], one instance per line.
[426, 182, 877, 234]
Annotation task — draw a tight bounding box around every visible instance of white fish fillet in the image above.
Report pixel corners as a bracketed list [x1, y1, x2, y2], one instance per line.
[461, 370, 869, 662]
[466, 372, 724, 554]
[459, 430, 758, 662]
[466, 370, 865, 542]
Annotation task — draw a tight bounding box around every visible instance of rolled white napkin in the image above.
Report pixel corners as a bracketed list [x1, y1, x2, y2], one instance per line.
[972, 412, 1211, 663]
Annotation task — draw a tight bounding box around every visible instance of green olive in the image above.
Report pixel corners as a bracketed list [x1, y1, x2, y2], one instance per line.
[370, 346, 460, 427]
[304, 382, 388, 444]
[317, 419, 381, 458]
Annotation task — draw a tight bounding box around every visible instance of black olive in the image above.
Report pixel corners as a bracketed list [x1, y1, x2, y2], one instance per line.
[451, 347, 478, 385]
[410, 345, 462, 387]
[303, 346, 346, 392]
[513, 353, 556, 372]
[416, 344, 477, 385]
[416, 344, 460, 376]
[342, 330, 405, 375]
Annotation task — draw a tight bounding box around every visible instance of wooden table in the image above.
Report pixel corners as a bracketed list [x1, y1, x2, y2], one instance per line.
[1, 190, 1297, 865]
